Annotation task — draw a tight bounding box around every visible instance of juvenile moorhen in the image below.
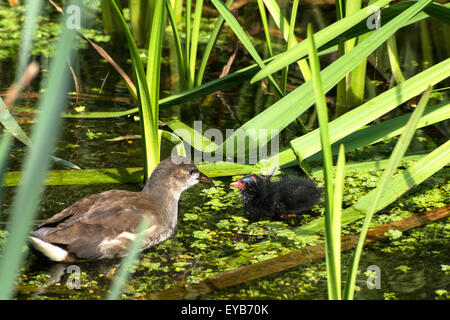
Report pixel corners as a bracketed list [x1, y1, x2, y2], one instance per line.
[231, 173, 322, 222]
[29, 156, 213, 262]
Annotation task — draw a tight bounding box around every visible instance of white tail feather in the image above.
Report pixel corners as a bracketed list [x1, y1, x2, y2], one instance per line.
[29, 236, 68, 262]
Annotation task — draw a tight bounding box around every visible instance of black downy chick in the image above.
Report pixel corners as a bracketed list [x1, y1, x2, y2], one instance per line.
[231, 173, 322, 223]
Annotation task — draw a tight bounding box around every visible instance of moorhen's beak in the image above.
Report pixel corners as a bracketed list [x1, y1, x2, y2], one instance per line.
[198, 172, 214, 185]
[230, 180, 245, 190]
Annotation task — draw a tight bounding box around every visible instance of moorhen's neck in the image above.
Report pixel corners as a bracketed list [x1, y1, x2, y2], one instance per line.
[142, 166, 190, 201]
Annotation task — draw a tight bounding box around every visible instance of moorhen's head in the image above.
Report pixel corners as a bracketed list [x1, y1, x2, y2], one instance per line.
[230, 174, 264, 201]
[144, 156, 213, 195]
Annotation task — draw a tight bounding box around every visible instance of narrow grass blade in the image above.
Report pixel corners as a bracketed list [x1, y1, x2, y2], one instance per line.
[332, 144, 345, 299]
[262, 0, 311, 80]
[171, 0, 183, 24]
[0, 97, 32, 146]
[2, 161, 262, 187]
[146, 0, 166, 115]
[185, 0, 192, 78]
[101, 0, 118, 35]
[345, 0, 370, 111]
[420, 20, 433, 67]
[387, 35, 406, 84]
[166, 0, 186, 89]
[111, 0, 158, 179]
[130, 0, 153, 46]
[0, 133, 13, 218]
[343, 0, 362, 53]
[307, 23, 339, 300]
[196, 0, 233, 86]
[345, 51, 368, 110]
[106, 218, 151, 300]
[3, 167, 144, 187]
[145, 0, 166, 172]
[187, 0, 204, 88]
[211, 0, 283, 97]
[101, 0, 126, 44]
[343, 86, 433, 299]
[16, 0, 43, 80]
[257, 0, 273, 57]
[335, 0, 347, 116]
[0, 0, 78, 299]
[281, 0, 300, 93]
[0, 134, 12, 179]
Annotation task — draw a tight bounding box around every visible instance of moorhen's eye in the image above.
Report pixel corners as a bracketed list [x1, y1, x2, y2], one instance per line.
[242, 177, 253, 185]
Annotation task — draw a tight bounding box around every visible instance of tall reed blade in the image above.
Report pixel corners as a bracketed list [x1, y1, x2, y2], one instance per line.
[188, 0, 204, 88]
[196, 0, 233, 86]
[343, 86, 433, 300]
[106, 218, 151, 300]
[145, 0, 166, 172]
[332, 144, 345, 298]
[130, 0, 153, 47]
[166, 0, 187, 89]
[185, 0, 192, 81]
[262, 0, 311, 81]
[111, 0, 161, 179]
[387, 35, 406, 84]
[0, 133, 13, 219]
[306, 23, 340, 300]
[281, 0, 299, 94]
[16, 0, 42, 79]
[257, 0, 273, 57]
[0, 0, 79, 299]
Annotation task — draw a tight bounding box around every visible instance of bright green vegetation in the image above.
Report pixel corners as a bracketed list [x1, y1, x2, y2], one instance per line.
[0, 0, 449, 300]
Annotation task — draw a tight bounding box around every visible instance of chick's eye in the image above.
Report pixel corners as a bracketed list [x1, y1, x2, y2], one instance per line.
[242, 177, 253, 184]
[189, 168, 198, 175]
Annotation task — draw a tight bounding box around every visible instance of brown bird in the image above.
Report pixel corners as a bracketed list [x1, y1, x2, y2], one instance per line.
[29, 156, 213, 262]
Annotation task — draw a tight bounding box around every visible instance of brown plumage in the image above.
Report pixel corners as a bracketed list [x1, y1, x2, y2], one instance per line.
[30, 156, 213, 262]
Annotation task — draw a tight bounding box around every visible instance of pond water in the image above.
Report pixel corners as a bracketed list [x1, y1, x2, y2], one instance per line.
[0, 1, 449, 300]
